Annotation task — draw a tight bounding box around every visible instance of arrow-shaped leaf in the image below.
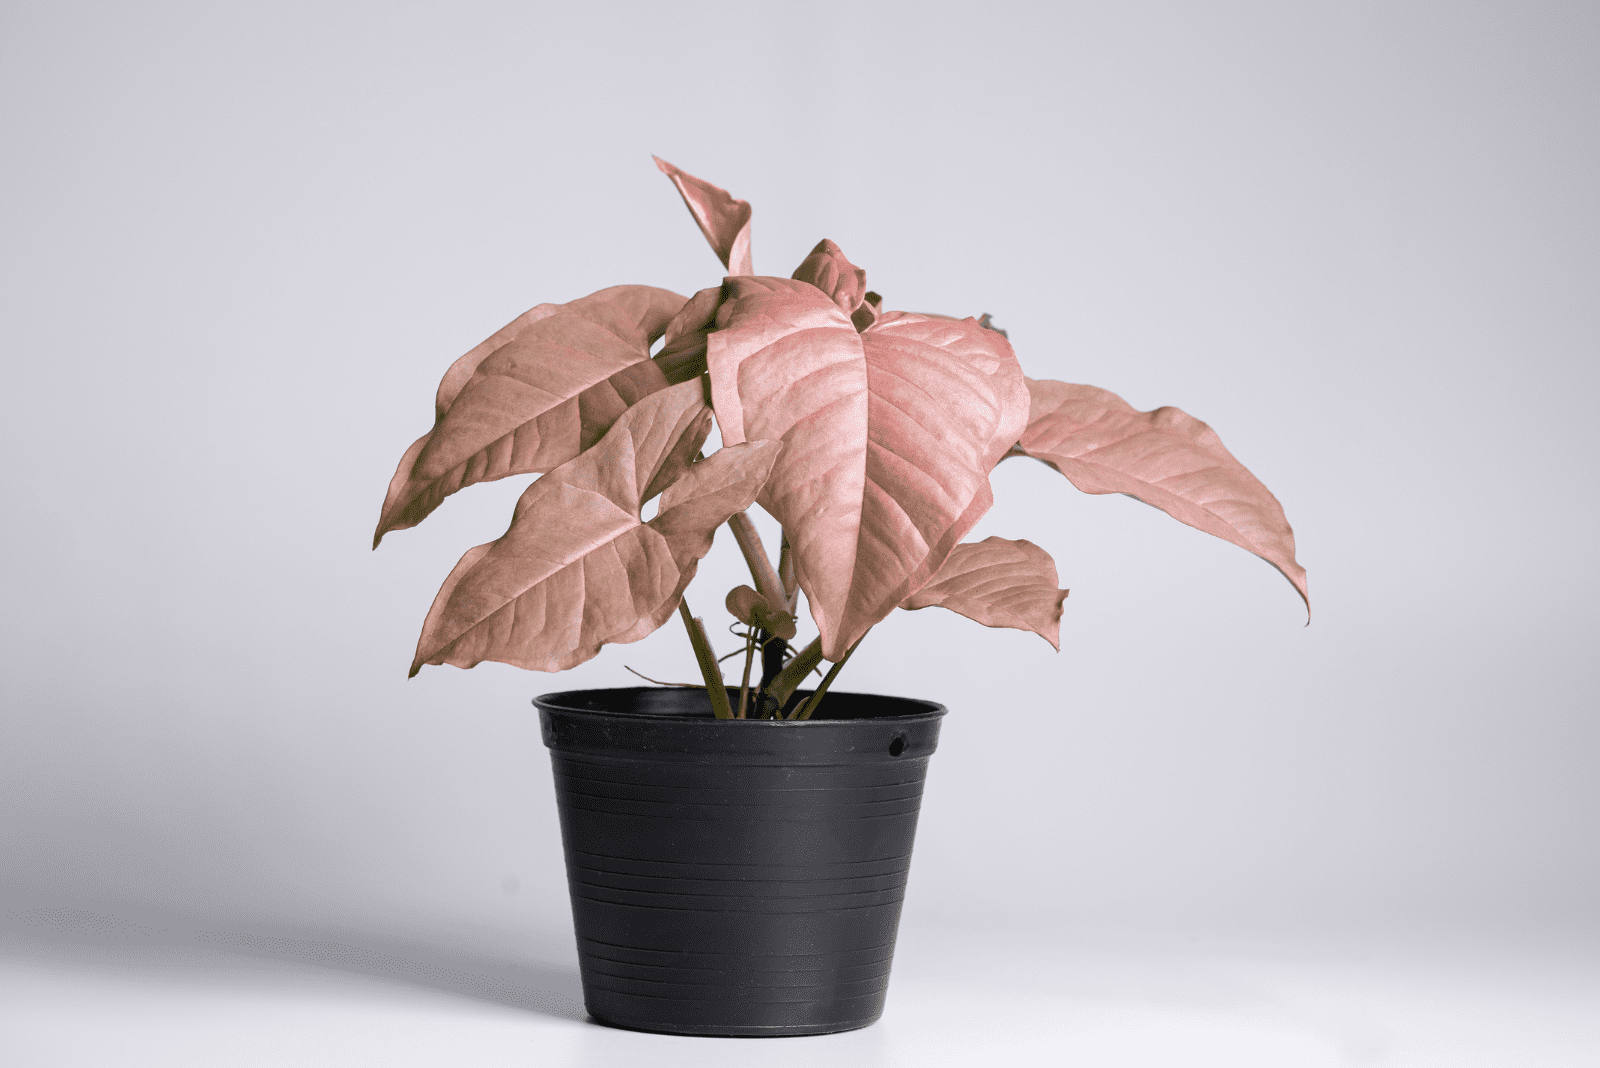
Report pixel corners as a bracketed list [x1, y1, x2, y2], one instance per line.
[901, 536, 1068, 649]
[653, 156, 753, 276]
[410, 381, 779, 676]
[707, 274, 1031, 659]
[1012, 378, 1308, 611]
[374, 285, 688, 547]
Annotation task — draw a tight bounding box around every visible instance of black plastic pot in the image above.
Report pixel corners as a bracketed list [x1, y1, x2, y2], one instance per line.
[536, 686, 946, 1037]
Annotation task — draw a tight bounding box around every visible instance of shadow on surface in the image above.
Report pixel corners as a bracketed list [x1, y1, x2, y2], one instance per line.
[0, 898, 586, 1021]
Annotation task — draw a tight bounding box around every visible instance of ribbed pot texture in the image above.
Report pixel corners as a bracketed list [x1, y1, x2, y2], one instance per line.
[536, 687, 946, 1037]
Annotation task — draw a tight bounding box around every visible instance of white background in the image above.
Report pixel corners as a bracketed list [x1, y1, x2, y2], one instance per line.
[3, 2, 1596, 1064]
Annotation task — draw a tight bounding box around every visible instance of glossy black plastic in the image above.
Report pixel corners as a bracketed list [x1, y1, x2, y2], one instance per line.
[536, 687, 946, 1037]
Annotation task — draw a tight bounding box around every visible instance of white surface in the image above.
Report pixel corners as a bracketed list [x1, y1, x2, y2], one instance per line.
[2, 900, 1595, 1067]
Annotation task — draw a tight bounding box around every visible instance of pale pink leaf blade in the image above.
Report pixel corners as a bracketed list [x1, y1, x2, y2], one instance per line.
[409, 382, 713, 676]
[433, 303, 561, 418]
[1014, 378, 1309, 611]
[608, 439, 784, 646]
[374, 285, 686, 546]
[653, 156, 753, 276]
[901, 536, 1068, 649]
[707, 277, 1030, 659]
[651, 440, 783, 554]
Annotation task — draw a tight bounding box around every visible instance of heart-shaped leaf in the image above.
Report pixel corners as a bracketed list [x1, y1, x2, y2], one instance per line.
[707, 274, 1031, 659]
[374, 285, 687, 547]
[901, 536, 1068, 649]
[410, 382, 780, 676]
[654, 156, 753, 276]
[1012, 378, 1308, 612]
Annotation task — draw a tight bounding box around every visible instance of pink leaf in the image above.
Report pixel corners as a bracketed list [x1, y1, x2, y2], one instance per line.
[410, 383, 778, 676]
[621, 440, 784, 643]
[653, 285, 722, 384]
[1013, 378, 1309, 612]
[901, 536, 1068, 650]
[653, 156, 753, 276]
[374, 285, 686, 547]
[791, 239, 866, 317]
[707, 275, 1031, 659]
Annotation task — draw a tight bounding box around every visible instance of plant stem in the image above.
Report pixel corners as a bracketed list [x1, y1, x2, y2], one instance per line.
[679, 599, 733, 720]
[765, 637, 823, 715]
[778, 537, 798, 611]
[791, 638, 862, 720]
[746, 629, 771, 718]
[727, 511, 786, 610]
[737, 630, 756, 719]
[759, 630, 787, 690]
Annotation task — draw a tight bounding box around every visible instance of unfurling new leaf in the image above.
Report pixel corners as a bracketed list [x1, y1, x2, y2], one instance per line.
[725, 585, 797, 641]
[653, 156, 753, 277]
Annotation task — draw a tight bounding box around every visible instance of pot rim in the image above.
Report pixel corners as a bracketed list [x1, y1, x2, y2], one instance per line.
[533, 686, 946, 725]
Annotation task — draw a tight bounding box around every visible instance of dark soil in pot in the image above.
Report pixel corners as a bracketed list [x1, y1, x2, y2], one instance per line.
[536, 687, 946, 1037]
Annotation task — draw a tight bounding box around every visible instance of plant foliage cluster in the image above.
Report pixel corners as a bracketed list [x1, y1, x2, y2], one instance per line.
[375, 159, 1307, 718]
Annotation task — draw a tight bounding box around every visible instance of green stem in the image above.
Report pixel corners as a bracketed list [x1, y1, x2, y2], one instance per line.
[679, 599, 732, 720]
[737, 630, 756, 719]
[791, 637, 862, 720]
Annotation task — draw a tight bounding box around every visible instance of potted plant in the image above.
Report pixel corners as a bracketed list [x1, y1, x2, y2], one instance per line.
[374, 157, 1308, 1036]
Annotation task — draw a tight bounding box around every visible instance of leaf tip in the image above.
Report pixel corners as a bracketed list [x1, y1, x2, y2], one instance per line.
[1279, 565, 1310, 624]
